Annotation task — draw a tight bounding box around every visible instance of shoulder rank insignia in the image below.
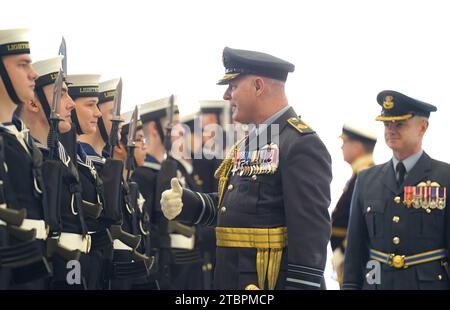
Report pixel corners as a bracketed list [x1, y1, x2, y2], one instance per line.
[403, 181, 446, 212]
[287, 117, 315, 134]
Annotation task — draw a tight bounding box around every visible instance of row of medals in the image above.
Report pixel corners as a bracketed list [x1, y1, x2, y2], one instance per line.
[231, 144, 279, 177]
[403, 181, 446, 210]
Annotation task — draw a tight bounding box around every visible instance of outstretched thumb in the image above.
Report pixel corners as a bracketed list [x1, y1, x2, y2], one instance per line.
[171, 177, 182, 194]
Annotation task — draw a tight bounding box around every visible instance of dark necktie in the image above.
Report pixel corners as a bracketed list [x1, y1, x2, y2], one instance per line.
[396, 161, 406, 185]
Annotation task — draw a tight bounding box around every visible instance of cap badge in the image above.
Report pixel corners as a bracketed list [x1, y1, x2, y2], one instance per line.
[383, 95, 394, 110]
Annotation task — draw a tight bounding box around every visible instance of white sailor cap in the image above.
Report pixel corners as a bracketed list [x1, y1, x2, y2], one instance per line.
[98, 78, 120, 104]
[181, 112, 199, 131]
[340, 121, 377, 143]
[33, 56, 64, 87]
[140, 96, 179, 123]
[199, 100, 228, 112]
[0, 28, 30, 56]
[66, 74, 101, 98]
[199, 100, 231, 125]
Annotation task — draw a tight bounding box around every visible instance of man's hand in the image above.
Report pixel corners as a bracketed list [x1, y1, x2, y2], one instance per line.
[161, 178, 183, 220]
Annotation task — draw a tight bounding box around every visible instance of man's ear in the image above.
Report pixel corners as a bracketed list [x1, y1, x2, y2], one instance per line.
[254, 77, 265, 96]
[149, 121, 158, 137]
[421, 119, 429, 135]
[28, 98, 40, 113]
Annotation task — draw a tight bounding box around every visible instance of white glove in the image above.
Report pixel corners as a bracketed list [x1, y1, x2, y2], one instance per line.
[331, 248, 345, 271]
[161, 178, 183, 220]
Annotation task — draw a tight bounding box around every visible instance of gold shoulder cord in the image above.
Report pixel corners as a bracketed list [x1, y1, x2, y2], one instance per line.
[214, 137, 246, 208]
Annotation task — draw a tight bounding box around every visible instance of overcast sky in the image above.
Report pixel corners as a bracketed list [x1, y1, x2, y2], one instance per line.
[2, 0, 450, 289]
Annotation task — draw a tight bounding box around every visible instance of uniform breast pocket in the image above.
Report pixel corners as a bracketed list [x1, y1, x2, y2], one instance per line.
[225, 178, 259, 214]
[363, 200, 386, 238]
[411, 209, 446, 237]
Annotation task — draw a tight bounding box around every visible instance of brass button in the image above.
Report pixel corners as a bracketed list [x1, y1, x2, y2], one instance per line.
[426, 208, 431, 214]
[393, 237, 400, 245]
[366, 206, 372, 213]
[228, 184, 234, 191]
[438, 274, 443, 280]
[220, 206, 227, 214]
[392, 216, 400, 223]
[251, 175, 257, 181]
[394, 196, 401, 204]
[391, 255, 405, 268]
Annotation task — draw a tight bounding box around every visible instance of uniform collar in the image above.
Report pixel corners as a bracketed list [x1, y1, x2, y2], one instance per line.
[143, 154, 161, 171]
[80, 142, 105, 166]
[392, 149, 423, 174]
[35, 138, 71, 167]
[79, 142, 100, 157]
[245, 106, 297, 150]
[351, 154, 374, 174]
[250, 105, 291, 138]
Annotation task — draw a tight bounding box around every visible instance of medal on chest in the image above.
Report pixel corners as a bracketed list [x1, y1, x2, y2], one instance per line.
[403, 181, 446, 212]
[231, 143, 279, 177]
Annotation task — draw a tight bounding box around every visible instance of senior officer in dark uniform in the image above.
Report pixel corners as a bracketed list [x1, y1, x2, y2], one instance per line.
[331, 122, 377, 287]
[343, 90, 450, 290]
[161, 47, 332, 290]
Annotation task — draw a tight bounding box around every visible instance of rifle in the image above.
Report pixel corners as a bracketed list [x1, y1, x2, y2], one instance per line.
[163, 94, 175, 155]
[0, 207, 26, 226]
[80, 199, 103, 219]
[109, 224, 141, 250]
[7, 225, 36, 242]
[46, 238, 81, 261]
[167, 221, 195, 238]
[56, 36, 88, 236]
[58, 36, 67, 75]
[125, 106, 138, 181]
[132, 249, 155, 270]
[104, 107, 141, 249]
[47, 69, 63, 160]
[109, 78, 122, 156]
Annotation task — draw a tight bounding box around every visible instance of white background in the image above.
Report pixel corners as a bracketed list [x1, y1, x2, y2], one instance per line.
[2, 0, 450, 289]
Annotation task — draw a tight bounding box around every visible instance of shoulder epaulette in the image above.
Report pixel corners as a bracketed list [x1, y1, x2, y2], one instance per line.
[287, 117, 315, 135]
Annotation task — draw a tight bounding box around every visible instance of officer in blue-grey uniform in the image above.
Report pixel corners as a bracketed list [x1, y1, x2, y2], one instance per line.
[343, 90, 450, 290]
[161, 47, 332, 290]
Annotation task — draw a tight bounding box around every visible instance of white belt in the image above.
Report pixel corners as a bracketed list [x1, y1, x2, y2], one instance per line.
[113, 239, 133, 251]
[170, 233, 195, 250]
[59, 232, 91, 253]
[21, 219, 48, 240]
